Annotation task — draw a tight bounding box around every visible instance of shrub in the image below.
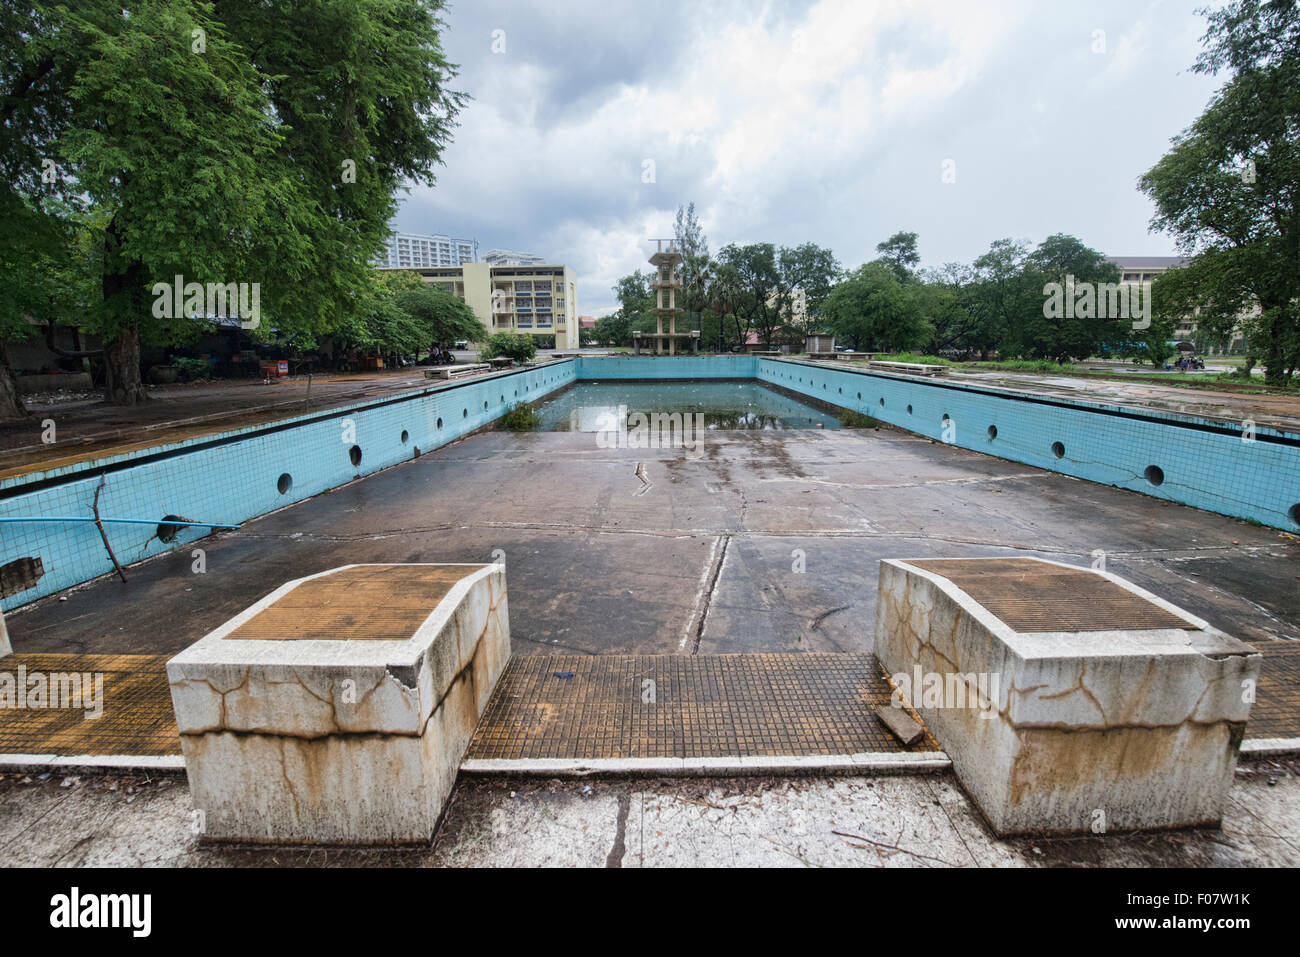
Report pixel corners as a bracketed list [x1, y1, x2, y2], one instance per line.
[172, 357, 211, 381]
[501, 402, 541, 432]
[482, 332, 537, 363]
[839, 410, 878, 429]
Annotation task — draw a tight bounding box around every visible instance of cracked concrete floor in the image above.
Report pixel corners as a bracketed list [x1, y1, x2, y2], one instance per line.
[1, 759, 1297, 867]
[7, 428, 1300, 658]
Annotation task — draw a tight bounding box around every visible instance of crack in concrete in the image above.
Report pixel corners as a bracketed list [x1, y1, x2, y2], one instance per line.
[606, 792, 630, 868]
[690, 534, 730, 656]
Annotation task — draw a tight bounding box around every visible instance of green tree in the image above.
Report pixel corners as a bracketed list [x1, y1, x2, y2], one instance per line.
[393, 284, 487, 358]
[1139, 0, 1300, 384]
[916, 263, 976, 355]
[966, 239, 1035, 360]
[674, 201, 711, 331]
[875, 231, 921, 283]
[776, 242, 841, 336]
[1019, 234, 1125, 362]
[611, 270, 657, 341]
[716, 243, 783, 347]
[591, 313, 631, 347]
[3, 0, 466, 405]
[823, 262, 930, 352]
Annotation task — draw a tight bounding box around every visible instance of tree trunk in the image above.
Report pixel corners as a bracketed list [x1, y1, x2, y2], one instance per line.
[1261, 306, 1291, 387]
[103, 322, 148, 405]
[100, 212, 150, 405]
[0, 343, 28, 421]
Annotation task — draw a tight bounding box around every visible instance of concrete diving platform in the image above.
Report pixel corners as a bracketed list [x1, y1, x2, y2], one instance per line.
[166, 563, 510, 844]
[875, 557, 1261, 835]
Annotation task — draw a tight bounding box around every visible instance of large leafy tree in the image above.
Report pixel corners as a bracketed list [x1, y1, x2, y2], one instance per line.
[1016, 234, 1125, 361]
[716, 243, 784, 347]
[393, 283, 487, 356]
[823, 261, 929, 352]
[965, 239, 1036, 360]
[2, 0, 466, 406]
[1139, 0, 1300, 385]
[916, 263, 977, 355]
[875, 231, 921, 283]
[776, 242, 841, 336]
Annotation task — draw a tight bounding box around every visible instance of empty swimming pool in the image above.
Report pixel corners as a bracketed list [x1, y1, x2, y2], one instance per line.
[537, 381, 844, 431]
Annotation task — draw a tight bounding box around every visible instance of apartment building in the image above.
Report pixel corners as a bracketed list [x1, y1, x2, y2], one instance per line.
[481, 249, 546, 267]
[1106, 256, 1249, 351]
[381, 262, 580, 349]
[378, 232, 478, 269]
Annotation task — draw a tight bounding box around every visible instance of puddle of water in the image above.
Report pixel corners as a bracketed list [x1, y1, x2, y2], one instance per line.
[537, 381, 844, 431]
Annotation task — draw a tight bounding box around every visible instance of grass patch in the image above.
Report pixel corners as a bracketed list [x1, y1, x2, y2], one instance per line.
[875, 352, 952, 366]
[501, 402, 542, 432]
[839, 409, 879, 429]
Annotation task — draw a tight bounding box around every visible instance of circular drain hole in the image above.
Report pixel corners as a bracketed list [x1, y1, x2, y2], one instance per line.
[156, 515, 191, 544]
[484, 400, 488, 409]
[462, 409, 468, 418]
[1052, 441, 1065, 459]
[400, 430, 409, 444]
[437, 417, 443, 429]
[349, 445, 362, 467]
[987, 425, 998, 440]
[1145, 465, 1165, 487]
[1290, 504, 1300, 527]
[277, 473, 292, 495]
[906, 405, 913, 415]
[857, 392, 862, 400]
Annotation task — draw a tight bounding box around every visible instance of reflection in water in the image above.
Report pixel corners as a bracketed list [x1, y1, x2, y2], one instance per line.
[539, 381, 843, 431]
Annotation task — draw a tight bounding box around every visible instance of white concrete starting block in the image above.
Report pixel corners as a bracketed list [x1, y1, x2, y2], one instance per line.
[167, 563, 510, 844]
[875, 557, 1260, 835]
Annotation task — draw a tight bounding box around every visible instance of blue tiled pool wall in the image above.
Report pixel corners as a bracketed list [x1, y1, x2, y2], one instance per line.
[575, 355, 759, 380]
[756, 358, 1299, 531]
[0, 362, 578, 606]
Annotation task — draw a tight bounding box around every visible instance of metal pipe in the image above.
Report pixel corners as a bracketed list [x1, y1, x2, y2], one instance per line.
[0, 516, 241, 529]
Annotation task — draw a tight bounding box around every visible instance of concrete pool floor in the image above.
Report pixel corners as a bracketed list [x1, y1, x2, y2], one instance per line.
[9, 426, 1299, 659]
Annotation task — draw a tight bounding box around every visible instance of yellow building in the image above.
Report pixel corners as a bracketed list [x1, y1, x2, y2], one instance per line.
[380, 262, 580, 349]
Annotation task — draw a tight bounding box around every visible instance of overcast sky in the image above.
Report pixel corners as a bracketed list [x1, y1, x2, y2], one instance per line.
[391, 0, 1226, 316]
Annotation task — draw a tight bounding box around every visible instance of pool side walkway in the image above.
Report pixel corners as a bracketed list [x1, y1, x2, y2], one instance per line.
[1, 647, 1297, 769]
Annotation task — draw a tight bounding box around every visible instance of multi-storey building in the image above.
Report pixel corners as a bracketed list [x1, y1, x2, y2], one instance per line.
[378, 232, 478, 269]
[1106, 256, 1250, 351]
[481, 249, 546, 267]
[379, 262, 580, 350]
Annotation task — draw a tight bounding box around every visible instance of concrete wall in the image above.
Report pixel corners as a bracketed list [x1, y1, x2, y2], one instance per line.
[0, 362, 578, 606]
[757, 357, 1300, 532]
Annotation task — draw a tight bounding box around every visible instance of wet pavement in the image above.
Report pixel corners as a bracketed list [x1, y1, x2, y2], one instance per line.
[7, 427, 1299, 658]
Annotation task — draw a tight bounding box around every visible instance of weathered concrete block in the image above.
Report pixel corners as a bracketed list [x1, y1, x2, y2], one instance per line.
[167, 563, 510, 844]
[874, 557, 1260, 835]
